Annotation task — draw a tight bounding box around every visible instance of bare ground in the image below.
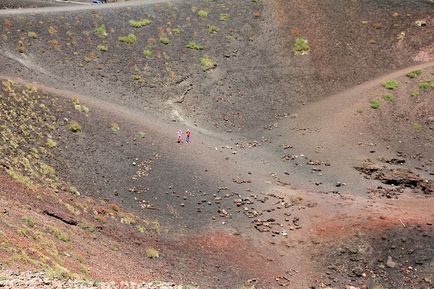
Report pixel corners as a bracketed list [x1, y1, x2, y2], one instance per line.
[0, 0, 433, 288]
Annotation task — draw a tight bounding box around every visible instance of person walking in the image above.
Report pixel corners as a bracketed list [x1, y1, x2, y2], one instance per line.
[185, 129, 191, 143]
[177, 129, 182, 143]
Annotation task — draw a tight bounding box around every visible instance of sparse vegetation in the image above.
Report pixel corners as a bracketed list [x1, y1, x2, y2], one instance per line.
[24, 217, 34, 227]
[51, 227, 70, 242]
[95, 24, 107, 37]
[97, 44, 108, 52]
[159, 36, 170, 45]
[197, 10, 208, 17]
[418, 80, 431, 90]
[186, 42, 204, 50]
[143, 49, 152, 58]
[146, 247, 159, 259]
[119, 33, 137, 44]
[199, 55, 215, 70]
[172, 27, 182, 34]
[27, 31, 37, 39]
[219, 13, 229, 21]
[406, 69, 422, 78]
[382, 80, 398, 90]
[382, 94, 395, 102]
[132, 75, 142, 81]
[293, 37, 310, 55]
[110, 122, 120, 132]
[46, 137, 57, 148]
[68, 120, 82, 132]
[413, 122, 422, 131]
[411, 90, 419, 97]
[129, 19, 152, 28]
[208, 25, 219, 33]
[370, 99, 380, 109]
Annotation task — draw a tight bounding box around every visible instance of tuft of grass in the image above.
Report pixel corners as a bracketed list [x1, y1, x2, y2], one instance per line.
[24, 217, 34, 227]
[197, 10, 208, 17]
[143, 49, 152, 58]
[159, 36, 170, 45]
[110, 122, 120, 132]
[382, 80, 398, 90]
[186, 42, 204, 50]
[293, 37, 310, 55]
[172, 27, 182, 34]
[7, 169, 35, 190]
[48, 26, 57, 35]
[119, 33, 137, 44]
[411, 90, 419, 97]
[46, 264, 73, 279]
[199, 55, 215, 70]
[68, 120, 81, 132]
[413, 122, 422, 131]
[138, 131, 145, 138]
[146, 247, 159, 259]
[46, 138, 57, 148]
[370, 99, 380, 109]
[208, 25, 219, 33]
[396, 31, 405, 41]
[97, 44, 108, 52]
[418, 80, 431, 90]
[136, 225, 146, 233]
[27, 31, 37, 39]
[74, 104, 89, 114]
[95, 24, 107, 37]
[406, 69, 422, 78]
[129, 19, 152, 28]
[219, 13, 229, 21]
[132, 75, 142, 81]
[382, 94, 395, 102]
[51, 227, 70, 242]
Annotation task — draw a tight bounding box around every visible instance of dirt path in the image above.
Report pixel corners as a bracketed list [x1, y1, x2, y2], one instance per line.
[0, 0, 176, 15]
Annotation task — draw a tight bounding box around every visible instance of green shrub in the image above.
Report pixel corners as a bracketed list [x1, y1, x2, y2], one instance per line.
[46, 138, 57, 148]
[52, 227, 70, 242]
[219, 13, 229, 21]
[382, 94, 394, 102]
[382, 80, 398, 90]
[143, 49, 152, 58]
[132, 75, 142, 81]
[146, 247, 159, 259]
[129, 19, 152, 28]
[95, 24, 107, 37]
[411, 90, 419, 97]
[293, 37, 310, 55]
[27, 31, 37, 39]
[119, 33, 137, 44]
[68, 120, 81, 132]
[418, 80, 431, 90]
[208, 25, 219, 33]
[97, 44, 108, 52]
[199, 55, 214, 70]
[172, 27, 182, 34]
[110, 122, 120, 132]
[24, 217, 34, 227]
[413, 122, 422, 131]
[197, 10, 208, 17]
[160, 36, 170, 45]
[406, 69, 422, 78]
[370, 99, 380, 109]
[186, 42, 204, 50]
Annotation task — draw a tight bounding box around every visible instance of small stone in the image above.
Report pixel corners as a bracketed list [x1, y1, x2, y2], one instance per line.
[386, 256, 396, 268]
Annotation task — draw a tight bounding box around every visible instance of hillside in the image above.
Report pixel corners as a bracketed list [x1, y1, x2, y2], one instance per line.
[0, 0, 433, 288]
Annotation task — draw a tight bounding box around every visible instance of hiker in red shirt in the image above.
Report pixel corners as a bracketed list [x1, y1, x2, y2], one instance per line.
[177, 129, 182, 143]
[186, 129, 191, 143]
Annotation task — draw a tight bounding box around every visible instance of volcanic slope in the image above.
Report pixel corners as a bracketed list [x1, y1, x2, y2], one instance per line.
[0, 0, 433, 289]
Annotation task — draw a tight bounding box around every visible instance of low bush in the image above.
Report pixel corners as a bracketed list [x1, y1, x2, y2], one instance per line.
[382, 80, 398, 90]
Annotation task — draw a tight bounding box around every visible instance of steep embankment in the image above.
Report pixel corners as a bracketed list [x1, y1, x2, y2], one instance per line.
[0, 0, 432, 133]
